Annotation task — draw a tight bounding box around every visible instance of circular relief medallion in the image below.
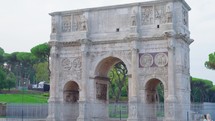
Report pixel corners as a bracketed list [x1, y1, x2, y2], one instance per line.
[140, 54, 153, 67]
[154, 53, 168, 67]
[62, 58, 71, 70]
[72, 57, 82, 70]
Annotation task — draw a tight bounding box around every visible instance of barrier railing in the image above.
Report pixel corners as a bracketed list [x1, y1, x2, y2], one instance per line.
[2, 103, 215, 121]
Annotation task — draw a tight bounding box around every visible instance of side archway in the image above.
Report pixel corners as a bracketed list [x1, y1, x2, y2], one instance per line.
[143, 78, 165, 120]
[62, 81, 80, 121]
[63, 81, 79, 103]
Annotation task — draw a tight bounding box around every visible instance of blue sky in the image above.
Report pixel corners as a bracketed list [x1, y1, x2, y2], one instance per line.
[0, 0, 214, 84]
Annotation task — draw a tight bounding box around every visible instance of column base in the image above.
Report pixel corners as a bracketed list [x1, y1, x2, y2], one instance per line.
[77, 117, 89, 121]
[127, 118, 138, 121]
[46, 115, 56, 121]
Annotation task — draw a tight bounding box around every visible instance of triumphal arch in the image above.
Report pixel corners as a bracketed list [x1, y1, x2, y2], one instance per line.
[47, 0, 193, 121]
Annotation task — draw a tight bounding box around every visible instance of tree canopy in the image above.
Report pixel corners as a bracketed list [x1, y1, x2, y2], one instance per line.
[108, 62, 128, 102]
[0, 47, 5, 64]
[191, 77, 215, 102]
[205, 52, 215, 70]
[31, 43, 50, 62]
[33, 62, 49, 83]
[31, 43, 51, 81]
[0, 67, 6, 90]
[0, 43, 51, 90]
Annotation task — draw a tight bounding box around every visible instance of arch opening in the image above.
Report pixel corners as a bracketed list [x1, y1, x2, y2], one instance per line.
[144, 78, 165, 120]
[62, 81, 79, 121]
[94, 56, 129, 120]
[63, 81, 79, 103]
[145, 78, 164, 103]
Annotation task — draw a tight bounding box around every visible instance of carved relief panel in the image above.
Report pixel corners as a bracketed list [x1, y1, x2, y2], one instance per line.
[62, 16, 71, 32]
[139, 53, 153, 68]
[182, 7, 188, 26]
[165, 3, 173, 23]
[96, 82, 107, 100]
[154, 53, 168, 67]
[154, 5, 166, 24]
[129, 105, 137, 118]
[141, 4, 172, 25]
[139, 53, 168, 90]
[175, 43, 189, 75]
[141, 6, 154, 25]
[130, 7, 137, 26]
[51, 17, 57, 33]
[72, 14, 87, 31]
[61, 57, 82, 81]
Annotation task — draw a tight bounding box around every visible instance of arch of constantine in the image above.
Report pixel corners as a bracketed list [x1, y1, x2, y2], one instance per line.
[47, 0, 194, 121]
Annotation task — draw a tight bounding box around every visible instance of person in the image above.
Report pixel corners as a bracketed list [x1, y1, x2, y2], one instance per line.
[207, 113, 212, 121]
[203, 114, 207, 121]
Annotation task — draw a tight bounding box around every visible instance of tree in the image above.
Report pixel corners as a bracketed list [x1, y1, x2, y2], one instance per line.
[0, 68, 6, 91]
[156, 83, 164, 102]
[5, 72, 16, 91]
[208, 86, 215, 102]
[16, 52, 37, 85]
[31, 43, 50, 81]
[191, 77, 214, 102]
[0, 47, 4, 64]
[31, 43, 50, 62]
[33, 62, 49, 83]
[205, 52, 215, 70]
[108, 62, 128, 103]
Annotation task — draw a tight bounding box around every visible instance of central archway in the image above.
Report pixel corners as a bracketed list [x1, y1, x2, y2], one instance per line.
[93, 56, 129, 120]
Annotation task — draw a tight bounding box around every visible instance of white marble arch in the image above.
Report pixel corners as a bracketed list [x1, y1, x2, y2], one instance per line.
[47, 0, 194, 121]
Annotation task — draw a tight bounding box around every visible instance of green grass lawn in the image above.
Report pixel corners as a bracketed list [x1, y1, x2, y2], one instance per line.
[0, 92, 49, 104]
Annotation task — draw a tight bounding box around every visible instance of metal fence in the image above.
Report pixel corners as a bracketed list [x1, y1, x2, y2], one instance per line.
[6, 103, 48, 120]
[2, 103, 215, 121]
[190, 103, 215, 121]
[109, 103, 128, 120]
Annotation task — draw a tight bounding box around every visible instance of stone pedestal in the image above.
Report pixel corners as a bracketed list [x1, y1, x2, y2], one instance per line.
[46, 101, 59, 121]
[77, 101, 88, 121]
[127, 97, 138, 121]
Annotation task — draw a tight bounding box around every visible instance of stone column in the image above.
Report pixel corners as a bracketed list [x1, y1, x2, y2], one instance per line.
[47, 42, 60, 121]
[131, 48, 138, 98]
[127, 47, 138, 121]
[165, 38, 177, 121]
[77, 40, 89, 121]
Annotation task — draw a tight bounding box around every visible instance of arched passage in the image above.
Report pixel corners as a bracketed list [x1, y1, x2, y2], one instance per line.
[144, 78, 165, 120]
[62, 81, 79, 121]
[63, 81, 79, 103]
[94, 56, 129, 120]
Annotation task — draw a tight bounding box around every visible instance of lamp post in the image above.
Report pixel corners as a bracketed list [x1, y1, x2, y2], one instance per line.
[22, 81, 25, 121]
